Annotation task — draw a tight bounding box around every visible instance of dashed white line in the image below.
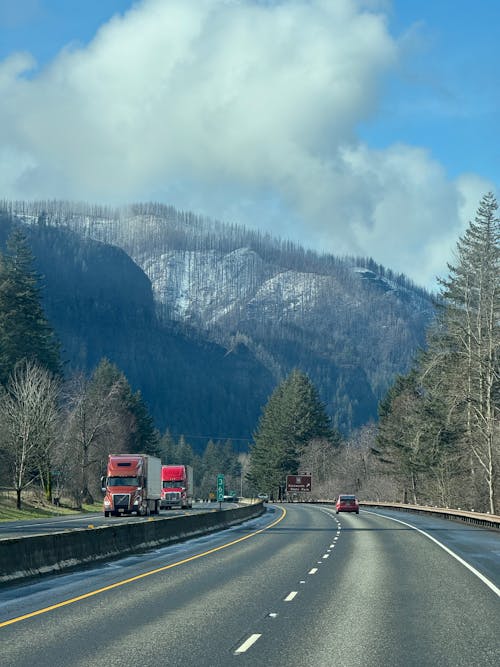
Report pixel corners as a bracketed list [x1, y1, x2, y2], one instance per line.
[284, 591, 298, 601]
[309, 567, 318, 574]
[323, 554, 329, 559]
[235, 634, 262, 654]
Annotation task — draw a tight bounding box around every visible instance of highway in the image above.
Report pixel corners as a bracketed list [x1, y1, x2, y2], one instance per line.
[0, 501, 225, 539]
[1, 504, 499, 666]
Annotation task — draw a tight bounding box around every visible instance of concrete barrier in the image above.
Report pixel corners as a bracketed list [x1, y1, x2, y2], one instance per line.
[0, 503, 265, 585]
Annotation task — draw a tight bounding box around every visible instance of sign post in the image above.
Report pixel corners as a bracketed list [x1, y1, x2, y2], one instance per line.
[217, 473, 225, 507]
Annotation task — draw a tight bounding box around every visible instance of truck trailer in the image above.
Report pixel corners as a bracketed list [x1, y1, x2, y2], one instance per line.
[160, 464, 193, 509]
[102, 454, 162, 517]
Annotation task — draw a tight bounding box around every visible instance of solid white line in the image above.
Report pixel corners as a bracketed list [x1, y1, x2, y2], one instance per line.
[309, 567, 318, 574]
[284, 591, 298, 601]
[367, 510, 500, 598]
[235, 634, 262, 653]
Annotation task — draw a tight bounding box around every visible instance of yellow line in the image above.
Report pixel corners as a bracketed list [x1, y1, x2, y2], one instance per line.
[0, 506, 287, 628]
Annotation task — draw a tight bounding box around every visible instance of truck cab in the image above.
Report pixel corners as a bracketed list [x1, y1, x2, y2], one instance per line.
[102, 454, 161, 516]
[160, 464, 193, 510]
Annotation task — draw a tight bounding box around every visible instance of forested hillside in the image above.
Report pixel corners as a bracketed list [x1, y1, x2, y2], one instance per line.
[3, 200, 435, 437]
[0, 212, 275, 447]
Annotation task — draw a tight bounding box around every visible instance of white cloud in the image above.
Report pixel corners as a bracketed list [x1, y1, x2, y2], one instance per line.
[0, 0, 494, 289]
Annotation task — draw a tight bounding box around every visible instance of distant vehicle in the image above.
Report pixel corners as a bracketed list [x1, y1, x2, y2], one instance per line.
[257, 493, 269, 502]
[102, 454, 161, 517]
[160, 464, 193, 509]
[335, 494, 359, 514]
[223, 494, 238, 502]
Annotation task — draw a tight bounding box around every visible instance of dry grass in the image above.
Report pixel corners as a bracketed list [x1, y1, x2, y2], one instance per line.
[0, 489, 102, 521]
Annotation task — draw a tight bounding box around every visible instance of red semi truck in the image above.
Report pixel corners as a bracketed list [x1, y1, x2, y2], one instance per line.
[160, 464, 193, 510]
[102, 454, 162, 517]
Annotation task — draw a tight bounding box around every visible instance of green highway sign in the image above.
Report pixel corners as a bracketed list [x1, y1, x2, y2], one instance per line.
[217, 474, 225, 502]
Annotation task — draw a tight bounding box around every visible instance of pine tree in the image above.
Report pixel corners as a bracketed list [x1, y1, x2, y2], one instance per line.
[0, 228, 61, 385]
[248, 369, 337, 498]
[126, 389, 160, 456]
[435, 192, 500, 513]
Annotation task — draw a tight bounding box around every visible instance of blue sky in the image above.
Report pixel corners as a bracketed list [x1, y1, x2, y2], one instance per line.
[0, 0, 498, 289]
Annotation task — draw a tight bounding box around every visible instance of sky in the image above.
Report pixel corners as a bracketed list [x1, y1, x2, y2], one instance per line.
[0, 0, 498, 290]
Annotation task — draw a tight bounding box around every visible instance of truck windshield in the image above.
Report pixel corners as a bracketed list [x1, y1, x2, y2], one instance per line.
[108, 477, 139, 486]
[163, 480, 182, 487]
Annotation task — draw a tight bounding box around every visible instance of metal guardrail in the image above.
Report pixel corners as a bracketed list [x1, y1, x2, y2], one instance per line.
[358, 501, 500, 530]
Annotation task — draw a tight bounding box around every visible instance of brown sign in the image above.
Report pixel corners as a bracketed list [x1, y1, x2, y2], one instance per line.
[286, 474, 312, 492]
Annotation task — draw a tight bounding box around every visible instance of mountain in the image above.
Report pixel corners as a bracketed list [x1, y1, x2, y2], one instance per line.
[0, 212, 275, 448]
[2, 201, 435, 439]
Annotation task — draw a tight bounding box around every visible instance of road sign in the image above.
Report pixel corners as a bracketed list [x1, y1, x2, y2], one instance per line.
[217, 474, 225, 502]
[286, 474, 312, 492]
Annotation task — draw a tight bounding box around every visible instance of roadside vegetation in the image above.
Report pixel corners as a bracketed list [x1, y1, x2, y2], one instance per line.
[0, 488, 102, 522]
[0, 195, 498, 515]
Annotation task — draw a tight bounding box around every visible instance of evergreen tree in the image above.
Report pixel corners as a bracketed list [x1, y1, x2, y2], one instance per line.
[434, 192, 500, 513]
[248, 369, 337, 498]
[127, 389, 160, 456]
[376, 193, 499, 512]
[90, 358, 159, 456]
[0, 228, 61, 385]
[159, 430, 177, 463]
[375, 366, 459, 504]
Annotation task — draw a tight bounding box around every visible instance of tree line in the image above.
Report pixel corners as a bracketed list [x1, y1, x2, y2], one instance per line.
[246, 194, 498, 514]
[374, 193, 499, 514]
[0, 229, 245, 508]
[1, 194, 497, 515]
[3, 198, 435, 435]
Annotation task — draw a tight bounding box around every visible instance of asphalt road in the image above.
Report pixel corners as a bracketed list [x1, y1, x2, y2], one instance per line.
[0, 501, 229, 539]
[1, 504, 498, 667]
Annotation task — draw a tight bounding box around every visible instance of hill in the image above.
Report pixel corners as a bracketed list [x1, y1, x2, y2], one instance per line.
[2, 201, 435, 440]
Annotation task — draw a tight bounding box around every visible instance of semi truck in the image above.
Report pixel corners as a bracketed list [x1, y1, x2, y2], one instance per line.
[160, 464, 193, 510]
[102, 454, 162, 517]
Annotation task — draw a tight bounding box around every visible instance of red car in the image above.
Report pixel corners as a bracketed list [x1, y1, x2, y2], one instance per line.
[335, 494, 359, 514]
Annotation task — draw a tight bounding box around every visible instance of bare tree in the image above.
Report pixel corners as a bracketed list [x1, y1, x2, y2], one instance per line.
[437, 193, 499, 513]
[61, 371, 129, 507]
[0, 361, 60, 509]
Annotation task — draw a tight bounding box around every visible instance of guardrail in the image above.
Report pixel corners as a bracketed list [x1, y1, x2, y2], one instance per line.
[358, 501, 500, 530]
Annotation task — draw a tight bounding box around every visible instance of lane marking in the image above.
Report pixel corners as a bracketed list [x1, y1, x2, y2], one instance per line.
[309, 568, 318, 574]
[367, 510, 500, 598]
[0, 507, 287, 628]
[322, 554, 329, 559]
[284, 591, 298, 601]
[235, 634, 261, 654]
